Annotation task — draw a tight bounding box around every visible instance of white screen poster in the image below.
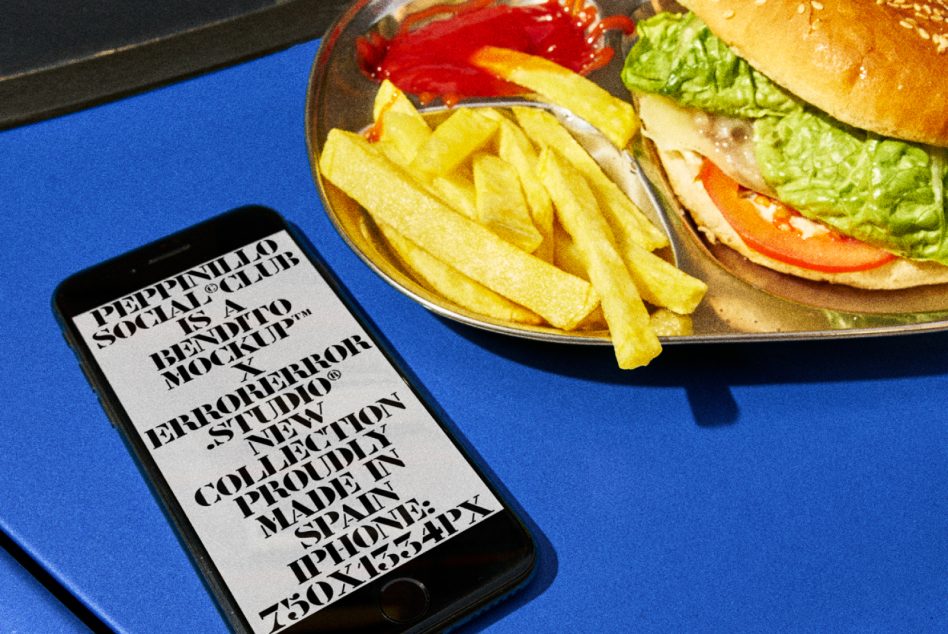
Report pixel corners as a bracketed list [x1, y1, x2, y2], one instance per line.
[73, 230, 500, 633]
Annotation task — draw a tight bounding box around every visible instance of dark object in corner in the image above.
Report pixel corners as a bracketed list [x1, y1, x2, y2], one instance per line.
[0, 0, 347, 129]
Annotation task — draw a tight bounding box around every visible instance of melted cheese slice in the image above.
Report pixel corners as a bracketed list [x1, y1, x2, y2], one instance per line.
[637, 94, 834, 239]
[637, 94, 771, 195]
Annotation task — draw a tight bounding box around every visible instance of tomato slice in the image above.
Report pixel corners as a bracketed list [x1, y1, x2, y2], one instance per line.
[698, 160, 895, 273]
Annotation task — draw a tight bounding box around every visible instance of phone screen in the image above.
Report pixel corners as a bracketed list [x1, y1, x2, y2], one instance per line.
[68, 224, 509, 633]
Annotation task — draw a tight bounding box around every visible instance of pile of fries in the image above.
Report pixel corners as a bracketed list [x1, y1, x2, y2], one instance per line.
[319, 47, 706, 369]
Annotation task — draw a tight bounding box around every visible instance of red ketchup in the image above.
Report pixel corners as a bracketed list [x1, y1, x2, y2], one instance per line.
[356, 0, 635, 106]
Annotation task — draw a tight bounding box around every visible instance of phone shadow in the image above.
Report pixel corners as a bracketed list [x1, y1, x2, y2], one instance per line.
[439, 318, 948, 428]
[450, 499, 558, 634]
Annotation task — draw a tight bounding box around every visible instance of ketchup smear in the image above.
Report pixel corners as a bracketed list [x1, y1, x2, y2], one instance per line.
[356, 0, 635, 106]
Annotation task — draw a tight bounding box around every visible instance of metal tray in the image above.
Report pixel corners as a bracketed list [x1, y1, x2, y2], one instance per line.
[305, 0, 948, 344]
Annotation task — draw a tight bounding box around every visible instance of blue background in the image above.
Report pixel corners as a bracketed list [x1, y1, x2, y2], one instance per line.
[1, 39, 946, 632]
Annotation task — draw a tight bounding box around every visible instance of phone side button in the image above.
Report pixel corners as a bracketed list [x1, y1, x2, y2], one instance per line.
[378, 578, 429, 624]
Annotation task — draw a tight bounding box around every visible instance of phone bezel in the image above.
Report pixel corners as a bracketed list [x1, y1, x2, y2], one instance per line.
[53, 205, 536, 633]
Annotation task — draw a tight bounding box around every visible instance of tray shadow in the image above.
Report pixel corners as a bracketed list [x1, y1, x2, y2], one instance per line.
[441, 318, 948, 428]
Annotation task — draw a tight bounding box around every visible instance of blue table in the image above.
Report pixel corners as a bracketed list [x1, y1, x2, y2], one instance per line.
[1, 39, 946, 633]
[0, 546, 87, 633]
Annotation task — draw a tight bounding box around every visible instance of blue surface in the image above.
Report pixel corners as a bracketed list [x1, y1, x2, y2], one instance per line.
[0, 547, 87, 633]
[1, 39, 947, 633]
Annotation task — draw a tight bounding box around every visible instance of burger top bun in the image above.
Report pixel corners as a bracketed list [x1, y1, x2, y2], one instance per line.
[678, 0, 948, 147]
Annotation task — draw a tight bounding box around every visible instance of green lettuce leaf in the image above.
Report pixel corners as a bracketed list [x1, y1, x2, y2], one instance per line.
[755, 112, 948, 262]
[620, 12, 799, 119]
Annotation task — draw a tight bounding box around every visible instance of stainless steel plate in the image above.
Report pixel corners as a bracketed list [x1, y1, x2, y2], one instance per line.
[305, 0, 948, 343]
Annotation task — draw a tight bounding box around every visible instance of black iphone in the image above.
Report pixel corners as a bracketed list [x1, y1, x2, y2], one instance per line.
[53, 206, 535, 633]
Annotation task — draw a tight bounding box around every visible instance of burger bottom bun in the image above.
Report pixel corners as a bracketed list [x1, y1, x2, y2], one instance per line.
[655, 146, 948, 290]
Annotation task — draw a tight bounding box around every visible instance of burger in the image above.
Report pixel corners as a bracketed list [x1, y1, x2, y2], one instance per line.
[621, 0, 948, 288]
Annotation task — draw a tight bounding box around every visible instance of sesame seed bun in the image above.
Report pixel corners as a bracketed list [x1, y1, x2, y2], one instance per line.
[678, 0, 948, 147]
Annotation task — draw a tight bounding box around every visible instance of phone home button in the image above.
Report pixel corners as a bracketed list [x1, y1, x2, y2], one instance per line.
[379, 578, 429, 624]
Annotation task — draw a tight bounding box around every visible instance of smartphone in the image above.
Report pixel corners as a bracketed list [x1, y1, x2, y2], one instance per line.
[53, 206, 535, 633]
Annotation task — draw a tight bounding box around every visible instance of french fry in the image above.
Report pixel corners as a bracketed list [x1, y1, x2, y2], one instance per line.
[475, 107, 509, 124]
[469, 46, 639, 149]
[410, 108, 498, 177]
[375, 115, 477, 218]
[370, 90, 478, 219]
[513, 106, 669, 252]
[376, 110, 432, 166]
[371, 80, 431, 165]
[320, 129, 599, 330]
[553, 223, 691, 332]
[537, 147, 661, 369]
[430, 171, 477, 219]
[621, 240, 708, 315]
[473, 153, 543, 253]
[649, 308, 693, 337]
[377, 222, 543, 325]
[496, 119, 555, 261]
[551, 223, 608, 330]
[578, 305, 608, 330]
[372, 79, 423, 121]
[553, 221, 588, 281]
